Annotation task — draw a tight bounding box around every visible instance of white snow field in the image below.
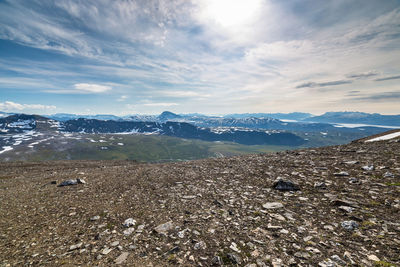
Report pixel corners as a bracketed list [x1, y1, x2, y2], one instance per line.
[365, 131, 400, 142]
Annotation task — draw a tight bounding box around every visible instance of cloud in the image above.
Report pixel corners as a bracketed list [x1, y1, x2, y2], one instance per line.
[346, 71, 379, 79]
[142, 102, 178, 107]
[347, 90, 361, 96]
[0, 101, 56, 111]
[74, 83, 112, 93]
[245, 40, 314, 62]
[296, 80, 352, 89]
[375, 75, 400, 82]
[349, 91, 400, 102]
[159, 91, 211, 98]
[1, 1, 400, 114]
[117, 95, 128, 102]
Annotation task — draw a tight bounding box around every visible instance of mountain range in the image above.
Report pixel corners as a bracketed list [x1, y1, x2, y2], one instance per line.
[0, 114, 305, 146]
[1, 111, 398, 162]
[48, 111, 400, 127]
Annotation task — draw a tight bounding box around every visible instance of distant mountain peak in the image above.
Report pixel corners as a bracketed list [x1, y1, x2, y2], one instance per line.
[158, 111, 181, 121]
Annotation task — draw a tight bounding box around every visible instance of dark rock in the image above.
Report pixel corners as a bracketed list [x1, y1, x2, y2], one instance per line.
[167, 246, 180, 254]
[341, 220, 358, 231]
[213, 200, 223, 207]
[211, 256, 222, 266]
[58, 178, 86, 187]
[334, 171, 349, 176]
[331, 198, 359, 208]
[227, 253, 242, 264]
[58, 179, 78, 187]
[273, 179, 300, 191]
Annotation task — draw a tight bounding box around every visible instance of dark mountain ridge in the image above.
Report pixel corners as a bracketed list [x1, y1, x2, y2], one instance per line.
[63, 118, 305, 146]
[0, 114, 306, 146]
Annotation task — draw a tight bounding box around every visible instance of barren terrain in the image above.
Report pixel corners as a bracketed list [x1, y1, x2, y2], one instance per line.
[0, 136, 399, 266]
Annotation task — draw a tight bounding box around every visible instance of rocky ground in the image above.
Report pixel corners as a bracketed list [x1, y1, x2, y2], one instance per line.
[0, 137, 399, 266]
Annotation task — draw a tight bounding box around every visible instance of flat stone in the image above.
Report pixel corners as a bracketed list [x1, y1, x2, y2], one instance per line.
[338, 206, 354, 213]
[115, 252, 129, 264]
[384, 171, 394, 178]
[90, 215, 100, 221]
[331, 255, 346, 265]
[77, 178, 86, 184]
[123, 218, 136, 228]
[279, 229, 289, 234]
[362, 165, 374, 171]
[349, 177, 361, 184]
[294, 252, 310, 259]
[318, 259, 336, 267]
[270, 213, 286, 221]
[136, 225, 144, 233]
[331, 198, 359, 208]
[344, 161, 359, 165]
[194, 241, 206, 250]
[314, 182, 327, 189]
[229, 242, 241, 252]
[110, 241, 120, 247]
[263, 202, 284, 209]
[69, 242, 83, 251]
[182, 195, 197, 200]
[123, 227, 135, 236]
[101, 247, 113, 255]
[367, 255, 380, 262]
[305, 247, 321, 254]
[154, 221, 174, 234]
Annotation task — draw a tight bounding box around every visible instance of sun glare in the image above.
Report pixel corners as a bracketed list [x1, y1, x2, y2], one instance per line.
[202, 0, 262, 28]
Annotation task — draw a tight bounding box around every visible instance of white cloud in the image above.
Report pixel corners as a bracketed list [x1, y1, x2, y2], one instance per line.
[0, 101, 56, 111]
[160, 91, 211, 98]
[74, 83, 112, 93]
[117, 95, 128, 102]
[245, 40, 314, 62]
[142, 102, 178, 107]
[1, 1, 400, 114]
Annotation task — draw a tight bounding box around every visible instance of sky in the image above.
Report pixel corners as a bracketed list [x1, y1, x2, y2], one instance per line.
[0, 0, 400, 115]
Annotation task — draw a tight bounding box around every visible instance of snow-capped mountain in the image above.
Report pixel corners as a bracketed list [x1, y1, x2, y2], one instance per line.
[49, 113, 123, 121]
[0, 114, 306, 147]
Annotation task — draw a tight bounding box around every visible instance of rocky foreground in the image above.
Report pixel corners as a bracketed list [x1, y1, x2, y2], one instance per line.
[0, 138, 399, 266]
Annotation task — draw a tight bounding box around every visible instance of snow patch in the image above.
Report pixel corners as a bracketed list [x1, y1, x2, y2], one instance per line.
[365, 131, 400, 142]
[334, 123, 400, 129]
[0, 146, 13, 154]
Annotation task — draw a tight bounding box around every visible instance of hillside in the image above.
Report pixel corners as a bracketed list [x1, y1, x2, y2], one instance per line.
[1, 113, 395, 163]
[0, 132, 399, 266]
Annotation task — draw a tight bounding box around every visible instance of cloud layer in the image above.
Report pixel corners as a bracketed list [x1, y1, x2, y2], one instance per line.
[0, 0, 399, 114]
[0, 101, 56, 112]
